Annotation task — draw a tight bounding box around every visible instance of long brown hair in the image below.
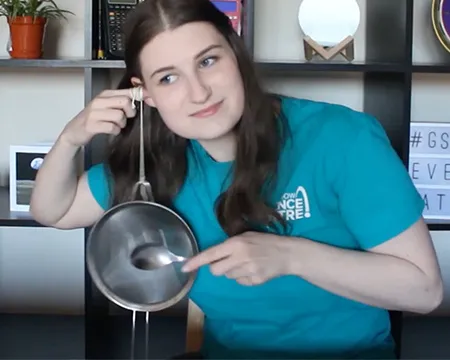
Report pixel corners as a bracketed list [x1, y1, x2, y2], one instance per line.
[106, 0, 289, 236]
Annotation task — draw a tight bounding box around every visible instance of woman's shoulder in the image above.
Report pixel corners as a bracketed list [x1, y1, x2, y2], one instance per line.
[278, 94, 388, 149]
[85, 162, 113, 210]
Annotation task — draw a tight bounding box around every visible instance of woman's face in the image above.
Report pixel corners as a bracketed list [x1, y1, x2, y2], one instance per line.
[134, 21, 245, 142]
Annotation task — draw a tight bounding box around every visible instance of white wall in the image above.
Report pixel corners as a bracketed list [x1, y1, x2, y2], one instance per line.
[0, 227, 85, 314]
[254, 0, 365, 111]
[0, 0, 86, 314]
[0, 0, 449, 316]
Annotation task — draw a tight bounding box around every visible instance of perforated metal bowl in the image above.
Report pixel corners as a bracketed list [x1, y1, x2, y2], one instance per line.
[86, 200, 199, 312]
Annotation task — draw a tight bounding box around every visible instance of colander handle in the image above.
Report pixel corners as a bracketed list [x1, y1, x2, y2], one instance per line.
[131, 180, 154, 202]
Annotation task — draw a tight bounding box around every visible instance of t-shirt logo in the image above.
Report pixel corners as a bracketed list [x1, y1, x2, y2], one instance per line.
[276, 186, 311, 221]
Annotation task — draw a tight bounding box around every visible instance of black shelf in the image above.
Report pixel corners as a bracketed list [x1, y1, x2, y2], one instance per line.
[0, 57, 95, 69]
[0, 313, 186, 359]
[3, 59, 450, 75]
[4, 58, 450, 74]
[256, 61, 407, 73]
[0, 57, 128, 69]
[89, 60, 410, 72]
[0, 57, 410, 73]
[0, 187, 41, 227]
[427, 221, 450, 232]
[86, 59, 125, 68]
[412, 63, 450, 73]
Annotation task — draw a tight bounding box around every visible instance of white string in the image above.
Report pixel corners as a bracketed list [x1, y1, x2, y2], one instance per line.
[130, 86, 151, 199]
[131, 86, 143, 109]
[132, 87, 146, 183]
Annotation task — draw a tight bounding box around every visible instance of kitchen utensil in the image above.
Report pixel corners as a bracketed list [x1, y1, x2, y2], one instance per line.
[86, 87, 199, 358]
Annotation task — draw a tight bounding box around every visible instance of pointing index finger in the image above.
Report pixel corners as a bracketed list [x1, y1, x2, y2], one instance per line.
[182, 241, 233, 272]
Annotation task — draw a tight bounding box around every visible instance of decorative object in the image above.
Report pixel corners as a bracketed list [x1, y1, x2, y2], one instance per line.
[409, 122, 450, 221]
[210, 0, 242, 35]
[298, 0, 360, 61]
[0, 0, 74, 59]
[431, 0, 450, 53]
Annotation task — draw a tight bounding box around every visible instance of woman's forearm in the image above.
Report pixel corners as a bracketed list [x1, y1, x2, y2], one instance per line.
[30, 134, 82, 225]
[285, 237, 442, 314]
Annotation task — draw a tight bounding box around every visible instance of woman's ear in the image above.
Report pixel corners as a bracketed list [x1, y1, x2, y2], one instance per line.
[130, 76, 142, 88]
[130, 76, 155, 107]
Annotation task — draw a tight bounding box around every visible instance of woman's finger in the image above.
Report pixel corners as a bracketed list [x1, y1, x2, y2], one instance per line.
[210, 257, 247, 277]
[236, 276, 257, 286]
[223, 262, 254, 279]
[182, 240, 236, 272]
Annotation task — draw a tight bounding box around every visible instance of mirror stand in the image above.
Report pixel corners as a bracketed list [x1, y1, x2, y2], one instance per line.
[303, 35, 355, 62]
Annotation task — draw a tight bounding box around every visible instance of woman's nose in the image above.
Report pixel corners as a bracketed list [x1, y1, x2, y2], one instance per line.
[188, 74, 212, 104]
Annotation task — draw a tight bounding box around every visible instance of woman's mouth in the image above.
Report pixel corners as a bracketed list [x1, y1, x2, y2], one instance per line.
[190, 100, 223, 118]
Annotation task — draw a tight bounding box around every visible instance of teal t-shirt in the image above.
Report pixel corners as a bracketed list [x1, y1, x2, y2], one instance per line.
[87, 95, 424, 359]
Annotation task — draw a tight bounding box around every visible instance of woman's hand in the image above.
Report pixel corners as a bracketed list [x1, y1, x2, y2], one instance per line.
[182, 232, 294, 286]
[61, 88, 137, 148]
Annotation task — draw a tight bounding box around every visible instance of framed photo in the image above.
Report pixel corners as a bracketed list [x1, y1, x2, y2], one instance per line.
[9, 144, 53, 212]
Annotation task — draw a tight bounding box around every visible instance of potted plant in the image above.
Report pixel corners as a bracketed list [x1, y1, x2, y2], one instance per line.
[0, 0, 74, 59]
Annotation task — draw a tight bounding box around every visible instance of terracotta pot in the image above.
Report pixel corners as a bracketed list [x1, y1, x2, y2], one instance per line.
[7, 16, 47, 59]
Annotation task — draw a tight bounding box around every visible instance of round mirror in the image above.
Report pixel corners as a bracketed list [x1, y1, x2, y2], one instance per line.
[298, 0, 361, 47]
[432, 0, 450, 53]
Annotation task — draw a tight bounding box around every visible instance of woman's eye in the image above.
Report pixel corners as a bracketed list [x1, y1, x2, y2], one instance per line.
[159, 74, 177, 84]
[200, 56, 217, 68]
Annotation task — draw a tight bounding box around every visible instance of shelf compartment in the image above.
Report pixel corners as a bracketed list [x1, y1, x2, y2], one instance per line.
[0, 187, 41, 227]
[0, 313, 186, 359]
[0, 314, 84, 359]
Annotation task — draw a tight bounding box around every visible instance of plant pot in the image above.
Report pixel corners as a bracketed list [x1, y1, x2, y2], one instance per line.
[7, 16, 47, 59]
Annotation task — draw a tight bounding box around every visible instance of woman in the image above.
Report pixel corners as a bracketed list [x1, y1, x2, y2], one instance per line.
[30, 0, 443, 359]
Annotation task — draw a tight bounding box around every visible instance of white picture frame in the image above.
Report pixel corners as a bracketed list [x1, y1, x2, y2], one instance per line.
[9, 144, 53, 212]
[409, 122, 450, 221]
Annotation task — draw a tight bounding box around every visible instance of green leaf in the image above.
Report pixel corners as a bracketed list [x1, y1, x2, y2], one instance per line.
[0, 0, 74, 19]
